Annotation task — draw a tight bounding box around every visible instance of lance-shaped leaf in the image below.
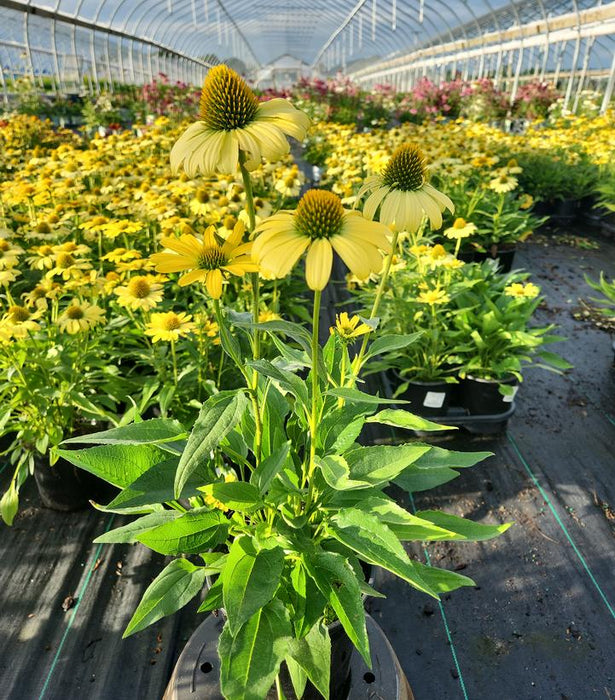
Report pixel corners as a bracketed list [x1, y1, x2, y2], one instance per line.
[58, 443, 171, 488]
[286, 621, 331, 699]
[364, 332, 423, 359]
[219, 599, 292, 700]
[328, 508, 438, 598]
[416, 510, 512, 541]
[221, 537, 286, 635]
[61, 418, 186, 445]
[345, 444, 431, 484]
[304, 549, 370, 666]
[124, 559, 208, 637]
[136, 507, 229, 555]
[247, 359, 309, 410]
[412, 560, 476, 593]
[326, 387, 404, 405]
[198, 482, 262, 513]
[250, 441, 290, 494]
[175, 390, 248, 497]
[95, 511, 179, 544]
[366, 409, 455, 433]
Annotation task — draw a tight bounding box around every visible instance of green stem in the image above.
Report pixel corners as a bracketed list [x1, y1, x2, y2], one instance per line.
[170, 338, 178, 387]
[305, 289, 322, 491]
[351, 229, 401, 379]
[275, 674, 285, 700]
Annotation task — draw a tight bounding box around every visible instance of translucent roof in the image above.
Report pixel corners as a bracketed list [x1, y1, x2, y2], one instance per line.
[1, 0, 614, 75]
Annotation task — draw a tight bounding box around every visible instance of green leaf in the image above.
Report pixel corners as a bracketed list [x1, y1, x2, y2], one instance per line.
[416, 510, 512, 541]
[0, 482, 19, 526]
[247, 360, 309, 410]
[234, 318, 313, 354]
[197, 576, 223, 613]
[58, 443, 171, 488]
[366, 409, 455, 432]
[286, 621, 331, 699]
[345, 444, 431, 483]
[304, 550, 370, 666]
[394, 467, 460, 493]
[328, 508, 438, 598]
[198, 482, 262, 513]
[365, 332, 423, 359]
[219, 599, 292, 700]
[412, 446, 493, 470]
[326, 387, 405, 405]
[61, 418, 186, 445]
[412, 561, 476, 593]
[221, 537, 286, 635]
[353, 497, 462, 541]
[175, 390, 248, 498]
[289, 560, 326, 640]
[285, 657, 308, 700]
[250, 442, 290, 494]
[136, 507, 229, 555]
[104, 457, 205, 511]
[319, 455, 371, 491]
[124, 559, 208, 637]
[94, 511, 179, 544]
[537, 350, 573, 370]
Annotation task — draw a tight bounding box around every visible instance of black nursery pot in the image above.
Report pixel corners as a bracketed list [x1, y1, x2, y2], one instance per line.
[462, 375, 519, 416]
[474, 246, 516, 273]
[394, 374, 453, 416]
[34, 456, 117, 511]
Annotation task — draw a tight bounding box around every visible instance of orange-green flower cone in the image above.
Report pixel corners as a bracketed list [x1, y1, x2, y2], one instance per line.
[253, 189, 391, 291]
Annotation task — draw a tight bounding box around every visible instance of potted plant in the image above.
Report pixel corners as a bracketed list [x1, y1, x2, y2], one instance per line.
[58, 66, 511, 700]
[584, 272, 615, 358]
[451, 268, 572, 414]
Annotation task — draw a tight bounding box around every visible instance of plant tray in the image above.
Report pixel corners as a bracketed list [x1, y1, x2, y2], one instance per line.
[409, 403, 516, 436]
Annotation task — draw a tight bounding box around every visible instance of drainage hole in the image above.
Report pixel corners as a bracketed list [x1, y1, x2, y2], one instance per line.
[363, 672, 376, 684]
[200, 662, 214, 674]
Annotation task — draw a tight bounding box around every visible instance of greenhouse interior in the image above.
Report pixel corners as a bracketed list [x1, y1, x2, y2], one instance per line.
[1, 1, 615, 699]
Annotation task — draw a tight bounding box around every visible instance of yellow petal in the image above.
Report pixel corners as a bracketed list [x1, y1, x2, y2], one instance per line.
[305, 238, 333, 291]
[206, 269, 224, 299]
[179, 269, 207, 286]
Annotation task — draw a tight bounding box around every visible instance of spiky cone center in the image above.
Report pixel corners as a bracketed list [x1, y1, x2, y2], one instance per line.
[8, 305, 30, 322]
[0, 240, 9, 252]
[453, 218, 468, 229]
[127, 277, 152, 298]
[382, 144, 427, 192]
[161, 313, 182, 331]
[295, 190, 344, 240]
[198, 247, 227, 270]
[57, 252, 76, 268]
[66, 305, 85, 320]
[199, 65, 259, 131]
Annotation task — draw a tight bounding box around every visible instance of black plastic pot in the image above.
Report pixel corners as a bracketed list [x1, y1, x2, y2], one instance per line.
[462, 375, 519, 415]
[34, 455, 117, 511]
[551, 199, 579, 226]
[163, 612, 413, 700]
[457, 250, 475, 264]
[393, 374, 454, 417]
[474, 246, 516, 273]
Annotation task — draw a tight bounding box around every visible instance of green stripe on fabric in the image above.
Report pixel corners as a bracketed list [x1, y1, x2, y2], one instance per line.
[38, 514, 116, 700]
[508, 433, 615, 621]
[409, 493, 469, 700]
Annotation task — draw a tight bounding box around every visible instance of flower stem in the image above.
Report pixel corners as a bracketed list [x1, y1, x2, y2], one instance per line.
[351, 229, 400, 379]
[238, 153, 263, 462]
[305, 289, 321, 490]
[170, 338, 178, 387]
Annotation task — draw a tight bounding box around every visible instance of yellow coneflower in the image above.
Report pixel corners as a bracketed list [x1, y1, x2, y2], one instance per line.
[489, 174, 518, 194]
[26, 244, 56, 270]
[519, 194, 534, 210]
[356, 144, 454, 233]
[150, 221, 257, 299]
[0, 239, 23, 269]
[46, 251, 93, 280]
[416, 285, 451, 306]
[330, 312, 372, 341]
[22, 279, 61, 309]
[170, 65, 310, 177]
[0, 268, 21, 286]
[145, 311, 196, 343]
[258, 309, 281, 323]
[504, 282, 540, 299]
[102, 248, 142, 263]
[57, 300, 106, 334]
[443, 218, 477, 240]
[2, 305, 42, 338]
[253, 189, 391, 291]
[114, 275, 164, 311]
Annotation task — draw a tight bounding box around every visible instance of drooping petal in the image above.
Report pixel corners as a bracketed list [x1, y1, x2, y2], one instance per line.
[416, 189, 443, 229]
[362, 185, 390, 221]
[205, 269, 224, 299]
[150, 252, 195, 273]
[257, 234, 310, 279]
[305, 238, 333, 291]
[343, 212, 391, 251]
[178, 269, 207, 286]
[330, 234, 377, 281]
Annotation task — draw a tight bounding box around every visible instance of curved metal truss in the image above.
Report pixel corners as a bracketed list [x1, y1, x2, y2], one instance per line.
[0, 0, 613, 110]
